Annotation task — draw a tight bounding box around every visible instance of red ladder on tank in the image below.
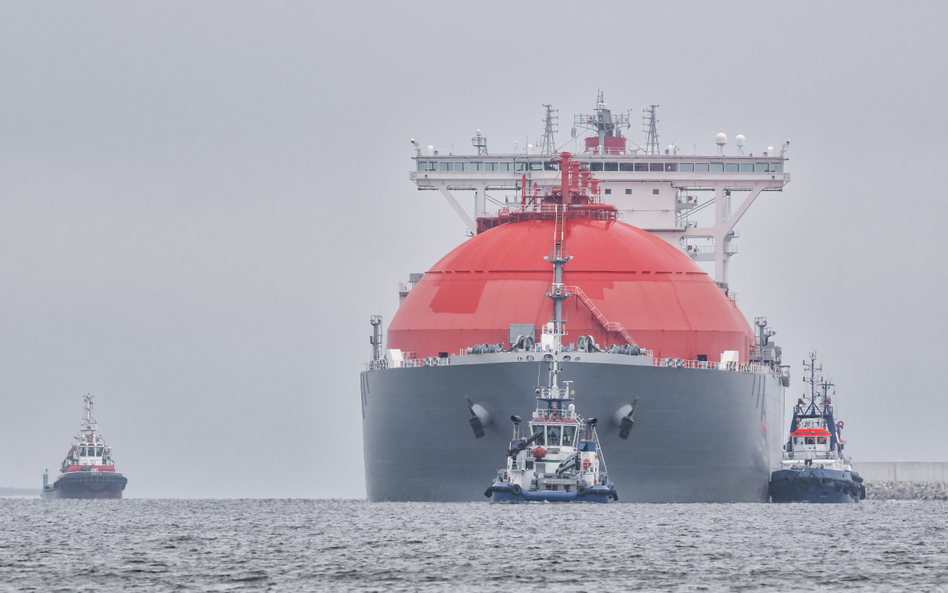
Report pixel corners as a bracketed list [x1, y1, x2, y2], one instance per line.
[553, 208, 565, 255]
[567, 285, 638, 347]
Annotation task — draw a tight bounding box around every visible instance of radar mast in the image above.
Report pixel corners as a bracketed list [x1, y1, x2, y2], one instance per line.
[643, 104, 660, 155]
[540, 105, 558, 155]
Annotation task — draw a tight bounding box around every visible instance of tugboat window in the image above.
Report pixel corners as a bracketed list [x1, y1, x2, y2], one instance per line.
[547, 426, 561, 446]
[805, 437, 816, 445]
[817, 437, 827, 445]
[96, 447, 103, 456]
[79, 447, 86, 456]
[562, 426, 576, 446]
[532, 426, 544, 445]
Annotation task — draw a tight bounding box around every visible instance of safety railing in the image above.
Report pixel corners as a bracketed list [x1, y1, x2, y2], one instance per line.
[651, 358, 765, 373]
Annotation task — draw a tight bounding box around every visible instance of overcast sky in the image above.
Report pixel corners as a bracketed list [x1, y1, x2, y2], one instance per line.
[1, 1, 946, 498]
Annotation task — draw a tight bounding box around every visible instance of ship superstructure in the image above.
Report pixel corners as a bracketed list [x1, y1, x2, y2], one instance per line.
[409, 91, 790, 286]
[43, 394, 127, 500]
[362, 95, 790, 503]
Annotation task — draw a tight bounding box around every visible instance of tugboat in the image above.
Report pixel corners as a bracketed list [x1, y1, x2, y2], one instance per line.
[483, 366, 625, 503]
[769, 353, 865, 503]
[43, 394, 128, 500]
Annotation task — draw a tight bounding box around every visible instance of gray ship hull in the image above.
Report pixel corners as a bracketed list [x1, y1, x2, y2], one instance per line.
[362, 353, 784, 503]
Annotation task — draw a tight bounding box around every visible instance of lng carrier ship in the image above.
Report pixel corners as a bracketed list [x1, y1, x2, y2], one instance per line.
[361, 93, 791, 502]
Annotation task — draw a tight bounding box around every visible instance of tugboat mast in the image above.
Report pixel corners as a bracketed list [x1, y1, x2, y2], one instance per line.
[802, 351, 823, 411]
[78, 394, 98, 440]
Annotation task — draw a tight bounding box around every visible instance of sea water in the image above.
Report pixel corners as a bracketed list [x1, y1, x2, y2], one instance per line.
[1, 499, 946, 592]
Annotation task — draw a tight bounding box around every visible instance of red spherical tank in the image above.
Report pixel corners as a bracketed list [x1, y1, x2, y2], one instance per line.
[388, 219, 754, 360]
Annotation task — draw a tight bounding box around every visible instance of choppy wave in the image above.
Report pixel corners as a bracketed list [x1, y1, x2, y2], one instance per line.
[1, 499, 945, 592]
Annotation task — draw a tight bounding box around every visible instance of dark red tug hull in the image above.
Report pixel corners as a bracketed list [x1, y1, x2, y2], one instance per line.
[44, 471, 127, 500]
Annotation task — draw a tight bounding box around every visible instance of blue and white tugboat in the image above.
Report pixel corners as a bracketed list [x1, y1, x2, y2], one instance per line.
[769, 353, 865, 503]
[483, 215, 630, 503]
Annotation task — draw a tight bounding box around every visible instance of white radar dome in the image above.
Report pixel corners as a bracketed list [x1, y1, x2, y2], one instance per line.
[735, 134, 746, 147]
[715, 133, 727, 146]
[476, 129, 482, 137]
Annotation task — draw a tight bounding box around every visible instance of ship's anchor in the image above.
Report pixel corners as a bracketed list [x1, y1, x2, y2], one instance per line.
[467, 398, 485, 439]
[618, 397, 639, 440]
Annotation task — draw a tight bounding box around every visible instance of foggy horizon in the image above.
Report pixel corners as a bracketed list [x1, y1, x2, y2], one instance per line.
[2, 1, 946, 498]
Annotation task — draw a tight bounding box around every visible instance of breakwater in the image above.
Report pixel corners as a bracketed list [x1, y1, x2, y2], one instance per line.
[864, 482, 948, 501]
[852, 463, 948, 501]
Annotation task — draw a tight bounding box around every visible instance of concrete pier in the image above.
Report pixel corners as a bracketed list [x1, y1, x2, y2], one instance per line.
[853, 462, 948, 482]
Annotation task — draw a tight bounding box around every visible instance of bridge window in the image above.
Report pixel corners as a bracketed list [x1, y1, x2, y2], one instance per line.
[530, 162, 543, 171]
[739, 163, 754, 172]
[793, 437, 804, 445]
[711, 163, 724, 172]
[532, 425, 544, 445]
[96, 447, 103, 456]
[619, 163, 634, 171]
[455, 162, 466, 172]
[590, 162, 603, 172]
[665, 163, 678, 172]
[756, 163, 769, 172]
[771, 162, 783, 172]
[547, 425, 562, 446]
[695, 163, 710, 172]
[544, 161, 559, 171]
[471, 162, 483, 171]
[805, 437, 815, 445]
[483, 162, 497, 171]
[649, 163, 663, 172]
[79, 447, 87, 456]
[417, 161, 428, 171]
[634, 163, 648, 171]
[439, 162, 453, 172]
[562, 426, 576, 447]
[604, 162, 618, 171]
[515, 162, 528, 172]
[817, 437, 827, 445]
[679, 163, 695, 172]
[725, 163, 739, 172]
[499, 162, 514, 172]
